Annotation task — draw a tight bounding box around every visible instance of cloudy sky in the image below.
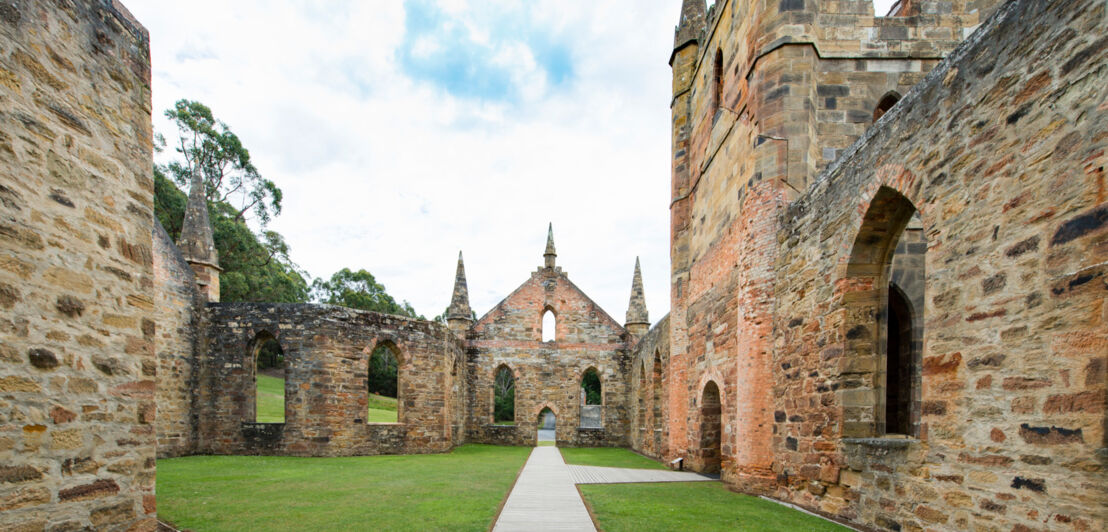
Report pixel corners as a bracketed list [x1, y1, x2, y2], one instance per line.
[127, 0, 896, 322]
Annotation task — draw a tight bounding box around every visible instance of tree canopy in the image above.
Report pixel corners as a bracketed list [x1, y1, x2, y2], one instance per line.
[312, 268, 422, 319]
[162, 99, 282, 226]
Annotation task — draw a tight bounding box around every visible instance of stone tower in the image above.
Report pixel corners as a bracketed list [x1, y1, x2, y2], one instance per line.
[665, 0, 1005, 492]
[446, 251, 474, 335]
[624, 257, 649, 339]
[177, 170, 222, 302]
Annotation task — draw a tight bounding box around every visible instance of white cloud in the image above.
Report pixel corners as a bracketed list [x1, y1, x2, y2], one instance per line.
[128, 0, 675, 325]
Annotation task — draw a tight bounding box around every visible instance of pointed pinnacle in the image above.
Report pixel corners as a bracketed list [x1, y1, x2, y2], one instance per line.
[177, 169, 219, 267]
[447, 250, 472, 321]
[626, 256, 649, 326]
[544, 223, 556, 256]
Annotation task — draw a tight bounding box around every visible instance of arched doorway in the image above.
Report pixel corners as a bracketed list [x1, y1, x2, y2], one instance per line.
[698, 381, 722, 474]
[537, 407, 556, 443]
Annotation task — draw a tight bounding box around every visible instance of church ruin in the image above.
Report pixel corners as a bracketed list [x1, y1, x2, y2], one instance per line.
[1, 0, 1105, 530]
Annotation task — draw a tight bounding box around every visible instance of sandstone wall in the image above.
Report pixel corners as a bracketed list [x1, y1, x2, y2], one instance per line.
[667, 0, 1002, 491]
[629, 314, 669, 459]
[772, 1, 1107, 529]
[152, 222, 201, 458]
[199, 303, 465, 456]
[0, 0, 155, 529]
[468, 267, 632, 447]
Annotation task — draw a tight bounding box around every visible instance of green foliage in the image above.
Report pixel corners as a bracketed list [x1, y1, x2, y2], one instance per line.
[156, 445, 532, 531]
[582, 369, 602, 405]
[494, 367, 515, 423]
[163, 99, 282, 226]
[312, 268, 421, 318]
[209, 200, 309, 303]
[255, 337, 283, 370]
[368, 346, 398, 398]
[153, 166, 186, 239]
[154, 100, 310, 305]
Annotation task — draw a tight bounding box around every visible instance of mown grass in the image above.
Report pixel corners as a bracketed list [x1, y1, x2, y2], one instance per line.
[559, 447, 667, 470]
[367, 392, 398, 423]
[157, 444, 531, 532]
[579, 482, 849, 532]
[255, 374, 285, 423]
[258, 377, 398, 423]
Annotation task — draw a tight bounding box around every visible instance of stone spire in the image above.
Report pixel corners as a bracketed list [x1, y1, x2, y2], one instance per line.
[625, 257, 650, 339]
[446, 251, 474, 334]
[177, 170, 222, 301]
[672, 0, 706, 61]
[543, 223, 557, 269]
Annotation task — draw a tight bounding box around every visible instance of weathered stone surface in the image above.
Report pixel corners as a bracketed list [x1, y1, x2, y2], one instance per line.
[467, 240, 633, 448]
[647, 0, 1107, 530]
[0, 0, 154, 530]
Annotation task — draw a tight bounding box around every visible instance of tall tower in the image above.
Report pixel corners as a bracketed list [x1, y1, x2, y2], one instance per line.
[445, 251, 474, 335]
[177, 171, 222, 302]
[625, 257, 650, 339]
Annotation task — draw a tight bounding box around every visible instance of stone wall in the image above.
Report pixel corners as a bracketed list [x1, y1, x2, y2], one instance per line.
[629, 314, 669, 459]
[153, 222, 202, 458]
[199, 303, 466, 456]
[0, 0, 155, 529]
[771, 0, 1106, 529]
[468, 265, 632, 447]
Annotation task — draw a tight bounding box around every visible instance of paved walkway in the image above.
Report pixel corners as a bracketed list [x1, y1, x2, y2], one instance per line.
[492, 447, 718, 531]
[493, 447, 595, 531]
[568, 464, 715, 484]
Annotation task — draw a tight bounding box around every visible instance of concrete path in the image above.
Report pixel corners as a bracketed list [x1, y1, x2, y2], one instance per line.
[493, 447, 720, 531]
[493, 447, 596, 532]
[568, 464, 716, 484]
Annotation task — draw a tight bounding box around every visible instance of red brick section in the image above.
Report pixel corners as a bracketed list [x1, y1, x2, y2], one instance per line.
[468, 258, 632, 447]
[640, 0, 1107, 531]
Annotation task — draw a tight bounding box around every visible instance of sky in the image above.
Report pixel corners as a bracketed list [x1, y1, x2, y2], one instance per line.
[126, 0, 680, 323]
[126, 0, 896, 323]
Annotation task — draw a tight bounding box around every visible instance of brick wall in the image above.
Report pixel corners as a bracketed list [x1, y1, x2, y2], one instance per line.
[468, 266, 632, 447]
[0, 0, 155, 529]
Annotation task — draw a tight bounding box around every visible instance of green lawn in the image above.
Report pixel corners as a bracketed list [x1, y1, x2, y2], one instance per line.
[255, 374, 285, 423]
[157, 444, 531, 532]
[258, 377, 398, 424]
[367, 393, 398, 423]
[579, 482, 849, 532]
[559, 447, 667, 470]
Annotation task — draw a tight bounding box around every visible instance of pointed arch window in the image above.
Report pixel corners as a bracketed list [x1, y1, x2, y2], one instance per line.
[542, 309, 556, 342]
[494, 365, 516, 425]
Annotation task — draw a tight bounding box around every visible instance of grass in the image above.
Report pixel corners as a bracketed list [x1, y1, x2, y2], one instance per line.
[258, 377, 398, 424]
[559, 447, 667, 470]
[255, 374, 285, 423]
[367, 393, 398, 423]
[157, 444, 531, 532]
[579, 482, 849, 532]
